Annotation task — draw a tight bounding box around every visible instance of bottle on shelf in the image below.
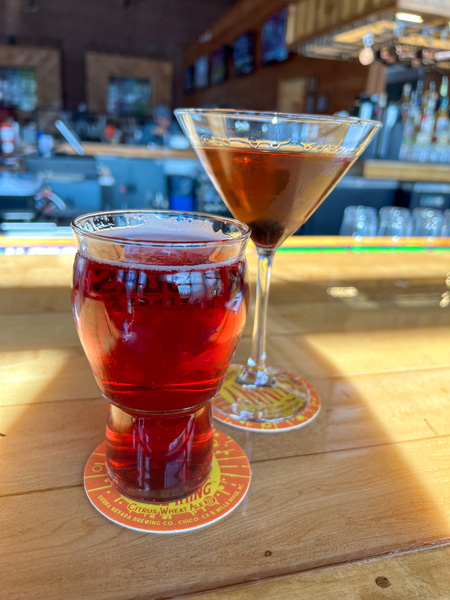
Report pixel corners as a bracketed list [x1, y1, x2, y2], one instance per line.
[435, 76, 450, 160]
[415, 79, 424, 108]
[399, 81, 424, 161]
[400, 83, 412, 119]
[417, 82, 438, 141]
[383, 83, 411, 160]
[358, 76, 450, 164]
[411, 79, 424, 159]
[414, 81, 423, 118]
[400, 77, 450, 164]
[377, 92, 401, 159]
[399, 89, 418, 161]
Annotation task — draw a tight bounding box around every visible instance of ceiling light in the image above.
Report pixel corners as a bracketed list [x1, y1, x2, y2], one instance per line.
[435, 50, 450, 60]
[199, 31, 212, 43]
[359, 46, 375, 65]
[396, 12, 423, 24]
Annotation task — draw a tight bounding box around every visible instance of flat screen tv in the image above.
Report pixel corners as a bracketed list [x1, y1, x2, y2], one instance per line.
[211, 46, 228, 85]
[184, 66, 194, 94]
[0, 66, 37, 111]
[194, 56, 209, 89]
[261, 9, 289, 64]
[233, 31, 255, 76]
[107, 77, 151, 116]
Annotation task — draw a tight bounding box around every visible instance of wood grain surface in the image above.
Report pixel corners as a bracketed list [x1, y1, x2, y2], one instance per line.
[58, 142, 197, 160]
[184, 545, 450, 599]
[2, 239, 450, 599]
[363, 159, 450, 182]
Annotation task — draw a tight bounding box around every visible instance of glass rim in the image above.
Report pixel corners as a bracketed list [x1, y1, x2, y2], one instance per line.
[71, 209, 252, 248]
[174, 108, 382, 129]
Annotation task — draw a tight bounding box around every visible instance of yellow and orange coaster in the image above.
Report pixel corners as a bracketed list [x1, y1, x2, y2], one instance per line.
[213, 368, 321, 432]
[84, 429, 251, 533]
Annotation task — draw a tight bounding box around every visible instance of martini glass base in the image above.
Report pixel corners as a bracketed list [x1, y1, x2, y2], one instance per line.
[213, 364, 310, 423]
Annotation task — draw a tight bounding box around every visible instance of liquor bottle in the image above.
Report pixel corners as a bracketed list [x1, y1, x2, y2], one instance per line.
[424, 80, 438, 107]
[420, 81, 438, 138]
[416, 81, 438, 157]
[434, 76, 450, 162]
[373, 92, 387, 158]
[381, 83, 412, 160]
[375, 92, 388, 120]
[399, 89, 419, 161]
[416, 78, 423, 101]
[435, 76, 449, 145]
[403, 80, 424, 161]
[377, 94, 400, 159]
[353, 93, 375, 120]
[400, 83, 412, 119]
[413, 80, 423, 129]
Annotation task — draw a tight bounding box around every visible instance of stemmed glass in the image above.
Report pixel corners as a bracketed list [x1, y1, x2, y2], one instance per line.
[377, 207, 413, 237]
[412, 208, 444, 237]
[339, 205, 379, 237]
[176, 110, 381, 424]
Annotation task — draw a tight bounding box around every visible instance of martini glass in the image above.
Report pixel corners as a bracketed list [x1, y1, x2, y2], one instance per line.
[175, 109, 381, 424]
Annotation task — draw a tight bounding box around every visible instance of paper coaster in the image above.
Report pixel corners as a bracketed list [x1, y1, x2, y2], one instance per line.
[213, 372, 321, 432]
[84, 429, 251, 533]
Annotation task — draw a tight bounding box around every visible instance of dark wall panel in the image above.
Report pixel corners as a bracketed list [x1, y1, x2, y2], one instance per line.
[0, 0, 239, 109]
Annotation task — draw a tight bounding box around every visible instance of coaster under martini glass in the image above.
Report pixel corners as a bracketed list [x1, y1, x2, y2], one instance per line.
[213, 365, 321, 432]
[84, 429, 251, 533]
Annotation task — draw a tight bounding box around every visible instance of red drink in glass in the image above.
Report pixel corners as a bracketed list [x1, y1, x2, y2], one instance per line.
[71, 211, 250, 501]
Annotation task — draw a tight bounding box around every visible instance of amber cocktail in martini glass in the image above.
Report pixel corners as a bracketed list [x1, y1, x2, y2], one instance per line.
[176, 110, 381, 425]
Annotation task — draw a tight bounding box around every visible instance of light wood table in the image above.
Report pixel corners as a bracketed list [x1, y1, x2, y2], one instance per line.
[2, 237, 450, 599]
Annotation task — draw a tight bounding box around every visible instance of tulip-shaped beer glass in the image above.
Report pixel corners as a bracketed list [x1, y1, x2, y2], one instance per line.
[176, 110, 381, 425]
[72, 210, 250, 501]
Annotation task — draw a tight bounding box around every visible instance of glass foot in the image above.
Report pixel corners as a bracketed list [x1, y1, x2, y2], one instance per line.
[213, 364, 310, 423]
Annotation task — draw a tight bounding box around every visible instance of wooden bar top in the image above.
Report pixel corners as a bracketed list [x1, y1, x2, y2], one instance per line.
[363, 159, 450, 183]
[2, 237, 450, 599]
[58, 141, 197, 160]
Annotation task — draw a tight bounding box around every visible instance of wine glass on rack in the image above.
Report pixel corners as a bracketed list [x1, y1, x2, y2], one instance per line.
[176, 109, 381, 426]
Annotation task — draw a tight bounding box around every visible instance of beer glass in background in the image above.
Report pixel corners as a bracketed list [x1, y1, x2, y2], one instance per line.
[71, 211, 250, 502]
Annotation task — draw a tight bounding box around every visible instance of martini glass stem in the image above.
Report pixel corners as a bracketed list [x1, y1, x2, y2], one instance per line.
[237, 247, 275, 387]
